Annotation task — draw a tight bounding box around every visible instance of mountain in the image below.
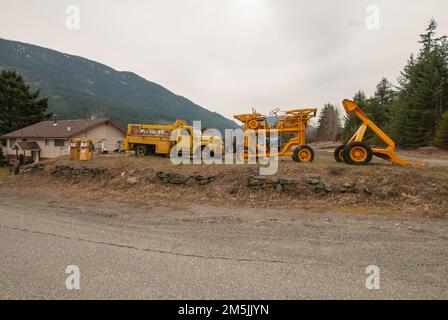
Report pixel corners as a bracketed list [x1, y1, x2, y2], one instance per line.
[0, 39, 238, 131]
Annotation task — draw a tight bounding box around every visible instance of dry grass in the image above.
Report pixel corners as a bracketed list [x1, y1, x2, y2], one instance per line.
[12, 152, 447, 218]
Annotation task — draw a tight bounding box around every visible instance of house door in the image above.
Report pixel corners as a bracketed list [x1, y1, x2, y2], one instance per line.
[32, 151, 40, 163]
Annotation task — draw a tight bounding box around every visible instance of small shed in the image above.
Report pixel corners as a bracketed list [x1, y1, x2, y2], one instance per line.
[12, 141, 41, 164]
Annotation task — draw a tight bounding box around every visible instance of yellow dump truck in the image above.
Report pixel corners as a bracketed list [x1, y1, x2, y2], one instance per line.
[122, 120, 221, 157]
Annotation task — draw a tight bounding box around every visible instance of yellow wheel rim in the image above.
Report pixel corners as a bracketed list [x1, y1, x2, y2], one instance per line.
[350, 147, 367, 162]
[339, 149, 344, 161]
[298, 149, 312, 162]
[239, 150, 248, 161]
[248, 120, 259, 130]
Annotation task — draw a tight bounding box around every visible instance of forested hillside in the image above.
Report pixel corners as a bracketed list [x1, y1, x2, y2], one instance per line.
[0, 39, 238, 131]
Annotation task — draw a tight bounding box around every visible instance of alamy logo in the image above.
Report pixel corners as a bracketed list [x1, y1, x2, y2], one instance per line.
[168, 121, 279, 176]
[65, 5, 81, 30]
[365, 265, 380, 290]
[366, 5, 380, 30]
[65, 265, 80, 290]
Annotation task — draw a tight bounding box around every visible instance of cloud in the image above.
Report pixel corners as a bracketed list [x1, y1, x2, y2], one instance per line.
[1, 0, 447, 119]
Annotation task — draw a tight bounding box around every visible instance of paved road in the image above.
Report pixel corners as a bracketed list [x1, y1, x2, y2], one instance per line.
[0, 194, 446, 299]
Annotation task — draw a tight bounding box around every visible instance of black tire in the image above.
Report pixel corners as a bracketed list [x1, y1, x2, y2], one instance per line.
[343, 142, 373, 165]
[334, 144, 346, 162]
[292, 145, 315, 163]
[134, 144, 148, 157]
[201, 146, 215, 160]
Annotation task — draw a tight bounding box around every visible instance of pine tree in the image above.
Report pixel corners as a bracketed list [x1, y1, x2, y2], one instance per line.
[389, 19, 448, 148]
[0, 70, 50, 136]
[433, 111, 448, 149]
[317, 103, 341, 141]
[341, 91, 366, 142]
[371, 78, 395, 126]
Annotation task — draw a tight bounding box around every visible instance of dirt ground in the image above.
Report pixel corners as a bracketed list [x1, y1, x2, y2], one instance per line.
[1, 148, 447, 218]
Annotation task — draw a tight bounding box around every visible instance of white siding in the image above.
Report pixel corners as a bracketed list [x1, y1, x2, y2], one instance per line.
[2, 122, 124, 159]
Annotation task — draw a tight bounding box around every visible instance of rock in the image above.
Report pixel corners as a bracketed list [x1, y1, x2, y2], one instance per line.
[305, 173, 321, 180]
[197, 179, 211, 186]
[276, 184, 283, 193]
[247, 175, 301, 191]
[306, 178, 321, 186]
[343, 180, 357, 189]
[322, 182, 334, 193]
[127, 169, 137, 176]
[288, 179, 301, 185]
[247, 176, 267, 187]
[51, 165, 107, 177]
[314, 182, 333, 193]
[126, 177, 139, 185]
[156, 171, 167, 179]
[364, 188, 374, 195]
[156, 171, 217, 185]
[380, 186, 397, 197]
[22, 163, 45, 174]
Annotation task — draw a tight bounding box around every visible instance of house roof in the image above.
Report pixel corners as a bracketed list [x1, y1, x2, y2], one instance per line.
[1, 118, 126, 139]
[12, 141, 41, 151]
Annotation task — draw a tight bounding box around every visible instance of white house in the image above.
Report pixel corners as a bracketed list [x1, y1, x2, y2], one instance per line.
[1, 118, 126, 163]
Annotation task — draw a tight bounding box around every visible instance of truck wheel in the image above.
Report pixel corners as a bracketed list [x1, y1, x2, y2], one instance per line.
[334, 145, 346, 162]
[248, 120, 260, 130]
[134, 145, 148, 157]
[201, 147, 215, 160]
[343, 142, 372, 165]
[292, 145, 314, 163]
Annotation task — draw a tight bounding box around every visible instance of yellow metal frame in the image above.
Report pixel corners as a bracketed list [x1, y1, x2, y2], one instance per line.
[342, 99, 424, 167]
[123, 120, 221, 156]
[234, 108, 317, 158]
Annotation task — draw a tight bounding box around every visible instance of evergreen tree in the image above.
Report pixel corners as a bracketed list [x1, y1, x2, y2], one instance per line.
[317, 103, 341, 141]
[371, 78, 395, 126]
[0, 70, 50, 136]
[390, 19, 448, 148]
[433, 111, 448, 149]
[341, 91, 367, 142]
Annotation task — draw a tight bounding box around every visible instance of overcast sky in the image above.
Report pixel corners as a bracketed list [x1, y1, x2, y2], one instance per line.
[1, 0, 447, 122]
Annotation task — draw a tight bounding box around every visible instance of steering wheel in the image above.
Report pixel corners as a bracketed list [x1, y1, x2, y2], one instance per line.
[269, 108, 281, 116]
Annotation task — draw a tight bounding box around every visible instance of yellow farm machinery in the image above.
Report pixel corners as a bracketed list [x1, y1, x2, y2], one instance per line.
[334, 99, 424, 166]
[234, 107, 317, 162]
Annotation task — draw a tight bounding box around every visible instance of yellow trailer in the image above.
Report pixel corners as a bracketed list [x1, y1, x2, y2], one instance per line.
[122, 120, 221, 157]
[335, 99, 424, 166]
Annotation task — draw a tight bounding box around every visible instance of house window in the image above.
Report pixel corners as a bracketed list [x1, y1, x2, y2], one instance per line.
[0, 140, 6, 147]
[45, 139, 49, 146]
[9, 138, 16, 148]
[54, 139, 65, 147]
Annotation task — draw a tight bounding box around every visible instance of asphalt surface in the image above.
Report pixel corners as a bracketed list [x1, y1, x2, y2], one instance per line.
[0, 193, 447, 299]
